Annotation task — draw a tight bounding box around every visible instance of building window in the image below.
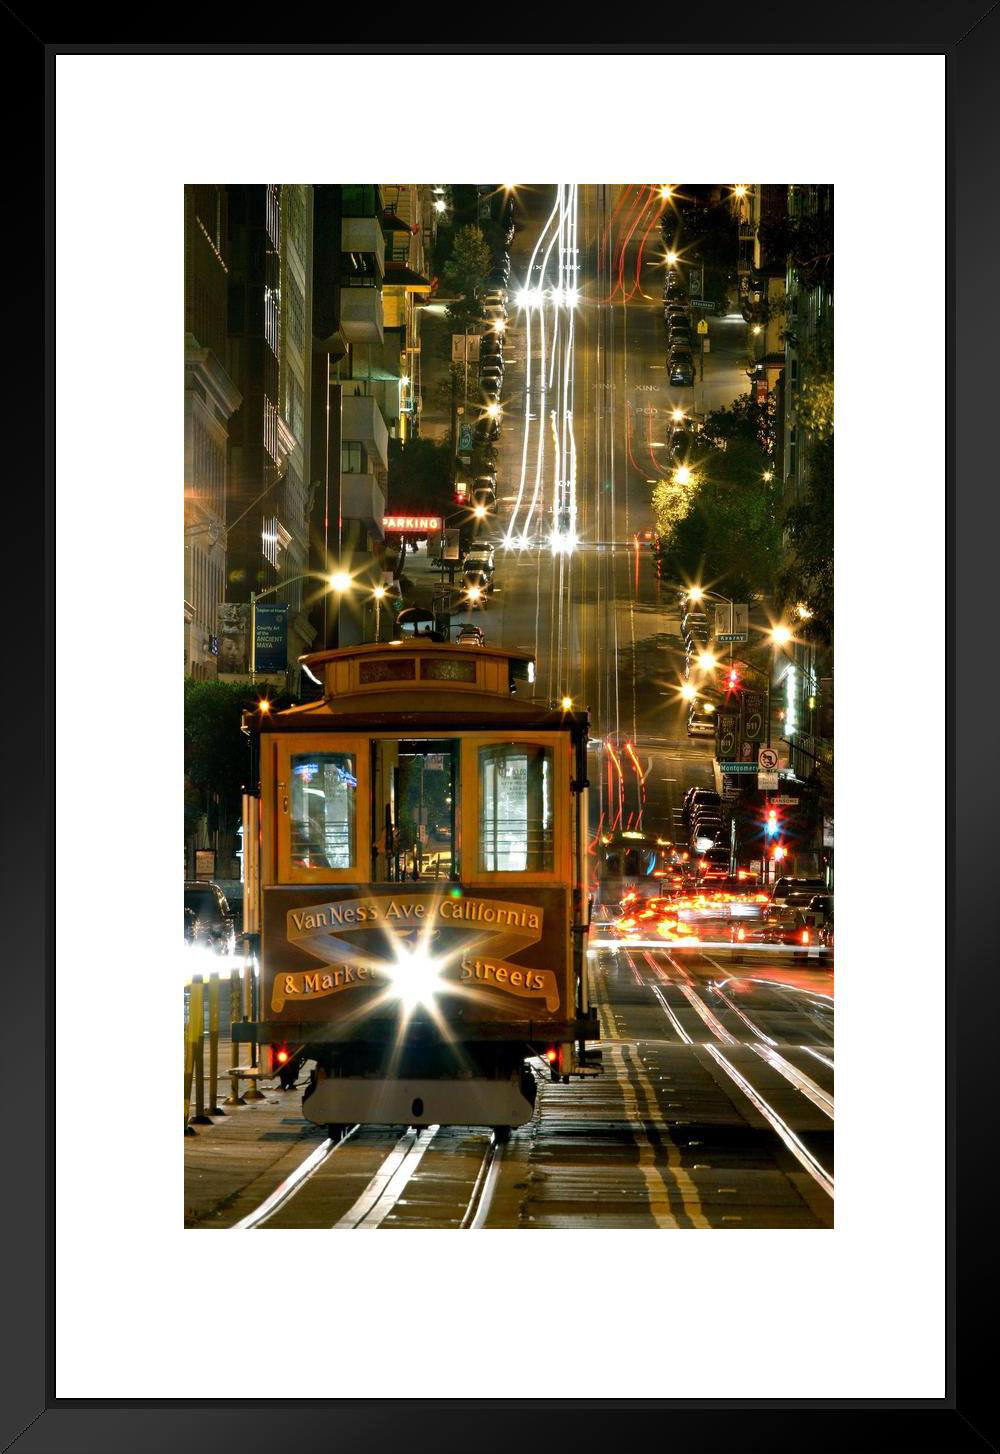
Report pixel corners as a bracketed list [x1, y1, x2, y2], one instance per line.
[341, 442, 363, 474]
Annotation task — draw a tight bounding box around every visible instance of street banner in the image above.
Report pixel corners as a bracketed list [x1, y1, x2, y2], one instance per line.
[459, 423, 473, 452]
[254, 602, 288, 674]
[716, 711, 740, 761]
[714, 602, 748, 642]
[688, 265, 704, 299]
[452, 334, 480, 363]
[742, 690, 765, 743]
[217, 602, 251, 675]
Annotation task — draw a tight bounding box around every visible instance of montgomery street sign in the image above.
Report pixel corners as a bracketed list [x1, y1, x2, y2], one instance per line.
[719, 762, 758, 774]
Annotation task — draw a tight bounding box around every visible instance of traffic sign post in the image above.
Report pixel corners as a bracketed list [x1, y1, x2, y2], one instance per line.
[757, 746, 779, 771]
[758, 771, 779, 791]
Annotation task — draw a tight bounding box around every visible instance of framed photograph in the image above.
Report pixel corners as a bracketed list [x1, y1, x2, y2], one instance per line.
[8, 26, 990, 1454]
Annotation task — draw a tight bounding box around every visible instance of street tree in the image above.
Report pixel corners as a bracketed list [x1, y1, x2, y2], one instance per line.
[667, 437, 782, 601]
[442, 224, 491, 330]
[184, 678, 256, 856]
[778, 433, 834, 644]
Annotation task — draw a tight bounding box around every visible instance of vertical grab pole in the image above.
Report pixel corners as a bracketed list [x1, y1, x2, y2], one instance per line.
[242, 790, 265, 1100]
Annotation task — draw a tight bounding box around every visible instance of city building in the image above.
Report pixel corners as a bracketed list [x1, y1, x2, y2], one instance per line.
[309, 184, 394, 649]
[184, 186, 241, 681]
[222, 184, 315, 688]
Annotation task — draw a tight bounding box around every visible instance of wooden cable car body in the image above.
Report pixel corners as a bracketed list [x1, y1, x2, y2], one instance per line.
[249, 640, 595, 1130]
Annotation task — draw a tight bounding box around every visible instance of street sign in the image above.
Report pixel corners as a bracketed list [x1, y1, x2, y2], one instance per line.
[716, 711, 739, 759]
[775, 795, 799, 805]
[757, 746, 779, 771]
[696, 319, 709, 335]
[701, 338, 711, 353]
[742, 691, 764, 743]
[719, 762, 758, 774]
[758, 772, 779, 791]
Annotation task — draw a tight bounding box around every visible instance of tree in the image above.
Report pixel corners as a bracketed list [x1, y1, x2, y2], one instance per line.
[778, 433, 834, 644]
[701, 392, 778, 457]
[184, 678, 256, 851]
[651, 474, 698, 540]
[442, 225, 491, 331]
[664, 436, 782, 601]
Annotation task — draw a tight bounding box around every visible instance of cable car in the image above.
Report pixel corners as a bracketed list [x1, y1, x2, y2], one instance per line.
[243, 640, 596, 1132]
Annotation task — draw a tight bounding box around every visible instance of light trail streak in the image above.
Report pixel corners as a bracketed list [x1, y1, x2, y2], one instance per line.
[506, 190, 561, 546]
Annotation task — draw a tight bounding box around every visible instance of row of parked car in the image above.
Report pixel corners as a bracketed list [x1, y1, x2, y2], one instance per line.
[478, 211, 514, 418]
[462, 538, 496, 610]
[664, 271, 696, 387]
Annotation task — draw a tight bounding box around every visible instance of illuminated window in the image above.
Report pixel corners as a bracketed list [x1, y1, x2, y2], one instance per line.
[290, 752, 357, 869]
[479, 744, 553, 872]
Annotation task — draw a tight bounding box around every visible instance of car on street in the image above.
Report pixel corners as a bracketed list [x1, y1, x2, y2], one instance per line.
[687, 703, 717, 738]
[697, 848, 731, 883]
[769, 876, 827, 907]
[456, 623, 485, 646]
[462, 569, 489, 608]
[464, 543, 495, 574]
[761, 891, 823, 945]
[683, 787, 721, 825]
[184, 881, 236, 956]
[669, 431, 699, 461]
[668, 351, 695, 387]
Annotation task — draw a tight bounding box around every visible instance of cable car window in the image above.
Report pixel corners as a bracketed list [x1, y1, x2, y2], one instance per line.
[478, 744, 553, 872]
[372, 739, 459, 882]
[290, 752, 357, 869]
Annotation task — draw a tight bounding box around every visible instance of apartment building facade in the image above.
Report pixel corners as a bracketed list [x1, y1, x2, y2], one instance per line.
[184, 185, 241, 680]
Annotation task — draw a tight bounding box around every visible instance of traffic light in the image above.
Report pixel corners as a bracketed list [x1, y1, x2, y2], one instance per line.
[727, 667, 740, 690]
[765, 808, 778, 838]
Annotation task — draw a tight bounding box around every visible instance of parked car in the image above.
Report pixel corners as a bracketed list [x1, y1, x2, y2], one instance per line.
[668, 351, 695, 387]
[184, 881, 236, 957]
[464, 542, 495, 574]
[462, 569, 490, 609]
[456, 623, 486, 646]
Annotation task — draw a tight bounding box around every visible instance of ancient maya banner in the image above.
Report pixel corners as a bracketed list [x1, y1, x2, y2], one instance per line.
[269, 891, 561, 1014]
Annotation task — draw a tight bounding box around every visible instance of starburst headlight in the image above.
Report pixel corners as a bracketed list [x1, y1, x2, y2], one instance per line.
[387, 939, 445, 1012]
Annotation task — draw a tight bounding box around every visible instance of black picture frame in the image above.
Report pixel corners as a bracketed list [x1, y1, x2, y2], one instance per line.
[5, 23, 992, 1454]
